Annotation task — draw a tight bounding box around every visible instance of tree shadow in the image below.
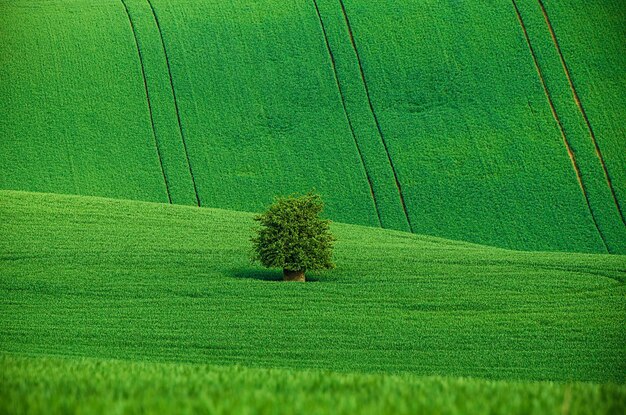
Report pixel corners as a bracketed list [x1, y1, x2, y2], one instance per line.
[228, 268, 320, 282]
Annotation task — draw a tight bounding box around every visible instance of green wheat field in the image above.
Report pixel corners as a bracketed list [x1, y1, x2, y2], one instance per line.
[1, 0, 625, 413]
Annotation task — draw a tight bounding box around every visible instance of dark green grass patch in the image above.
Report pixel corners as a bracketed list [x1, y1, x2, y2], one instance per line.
[1, 191, 624, 382]
[2, 355, 625, 415]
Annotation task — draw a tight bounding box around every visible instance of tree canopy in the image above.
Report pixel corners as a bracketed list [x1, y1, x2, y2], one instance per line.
[251, 192, 336, 275]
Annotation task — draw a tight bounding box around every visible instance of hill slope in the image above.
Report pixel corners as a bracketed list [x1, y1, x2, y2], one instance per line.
[1, 190, 624, 382]
[1, 0, 624, 252]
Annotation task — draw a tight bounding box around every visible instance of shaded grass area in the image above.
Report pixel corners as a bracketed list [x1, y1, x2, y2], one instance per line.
[2, 354, 625, 415]
[1, 190, 625, 383]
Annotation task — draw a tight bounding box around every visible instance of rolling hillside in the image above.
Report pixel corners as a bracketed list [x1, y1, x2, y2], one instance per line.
[1, 0, 624, 252]
[1, 190, 625, 382]
[2, 1, 625, 412]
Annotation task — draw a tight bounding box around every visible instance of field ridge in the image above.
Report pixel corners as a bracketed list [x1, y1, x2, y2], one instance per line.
[120, 0, 201, 205]
[311, 0, 382, 227]
[312, 0, 413, 231]
[538, 0, 626, 227]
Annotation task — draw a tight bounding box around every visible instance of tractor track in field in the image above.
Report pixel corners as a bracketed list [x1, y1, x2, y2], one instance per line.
[146, 0, 201, 207]
[537, 0, 625, 227]
[120, 0, 172, 204]
[337, 0, 414, 233]
[511, 0, 610, 253]
[311, 0, 383, 228]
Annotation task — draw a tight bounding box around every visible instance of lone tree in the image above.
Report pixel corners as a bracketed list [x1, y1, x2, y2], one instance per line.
[251, 192, 336, 282]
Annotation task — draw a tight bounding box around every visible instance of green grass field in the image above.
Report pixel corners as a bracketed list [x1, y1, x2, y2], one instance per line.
[2, 355, 625, 415]
[340, 0, 626, 253]
[0, 0, 169, 203]
[1, 0, 624, 252]
[1, 191, 625, 379]
[1, 190, 625, 412]
[540, 0, 626, 220]
[1, 0, 625, 412]
[512, 0, 626, 252]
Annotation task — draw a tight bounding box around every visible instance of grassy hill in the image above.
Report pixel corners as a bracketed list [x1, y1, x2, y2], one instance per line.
[1, 0, 624, 253]
[342, 0, 626, 252]
[1, 190, 625, 412]
[1, 190, 624, 382]
[537, 0, 626, 220]
[2, 1, 625, 412]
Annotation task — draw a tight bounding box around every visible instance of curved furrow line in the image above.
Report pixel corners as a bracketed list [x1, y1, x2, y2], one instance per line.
[537, 0, 625, 227]
[120, 0, 172, 204]
[145, 0, 201, 207]
[311, 0, 382, 228]
[511, 0, 609, 253]
[336, 0, 414, 233]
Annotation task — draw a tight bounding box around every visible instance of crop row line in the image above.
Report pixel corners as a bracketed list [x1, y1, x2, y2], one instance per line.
[511, 0, 609, 253]
[311, 0, 383, 228]
[536, 0, 624, 227]
[145, 0, 201, 207]
[120, 0, 172, 204]
[337, 0, 414, 233]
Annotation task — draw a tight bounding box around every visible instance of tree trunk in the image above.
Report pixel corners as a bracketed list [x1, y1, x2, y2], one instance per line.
[283, 269, 305, 282]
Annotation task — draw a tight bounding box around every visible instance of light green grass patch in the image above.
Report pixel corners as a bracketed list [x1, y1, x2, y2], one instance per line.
[1, 190, 624, 382]
[1, 355, 625, 415]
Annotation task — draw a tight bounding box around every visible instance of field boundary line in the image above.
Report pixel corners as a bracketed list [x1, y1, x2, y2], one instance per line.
[337, 0, 414, 232]
[146, 0, 201, 207]
[120, 0, 172, 204]
[511, 0, 609, 252]
[311, 0, 382, 227]
[537, 0, 625, 227]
